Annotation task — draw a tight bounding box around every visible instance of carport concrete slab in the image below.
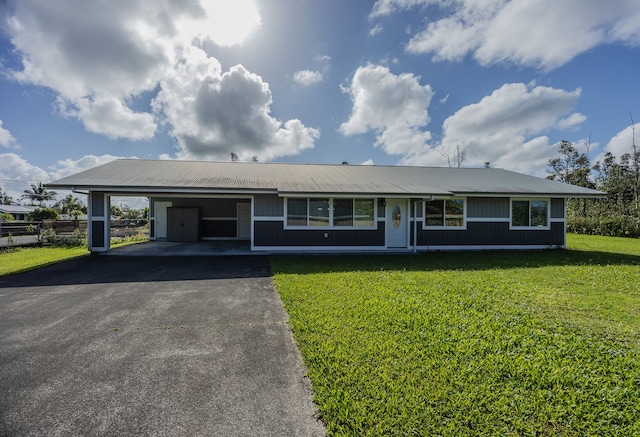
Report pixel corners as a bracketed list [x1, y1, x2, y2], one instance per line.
[106, 240, 255, 256]
[0, 256, 325, 436]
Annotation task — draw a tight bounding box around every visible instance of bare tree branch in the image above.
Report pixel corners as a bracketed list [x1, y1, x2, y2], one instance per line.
[440, 144, 467, 168]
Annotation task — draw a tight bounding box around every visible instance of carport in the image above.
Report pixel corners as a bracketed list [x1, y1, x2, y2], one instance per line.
[79, 192, 255, 254]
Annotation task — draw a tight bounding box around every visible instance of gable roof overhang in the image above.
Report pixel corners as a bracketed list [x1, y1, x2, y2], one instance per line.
[47, 159, 607, 199]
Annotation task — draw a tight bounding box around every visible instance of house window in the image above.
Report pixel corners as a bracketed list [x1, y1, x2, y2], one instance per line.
[425, 198, 465, 228]
[334, 199, 353, 226]
[511, 199, 549, 228]
[286, 198, 376, 228]
[355, 199, 375, 227]
[309, 198, 330, 226]
[287, 198, 308, 226]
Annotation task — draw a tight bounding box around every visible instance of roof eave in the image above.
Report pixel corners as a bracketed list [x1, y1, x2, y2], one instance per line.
[45, 184, 279, 196]
[276, 191, 454, 198]
[454, 191, 607, 198]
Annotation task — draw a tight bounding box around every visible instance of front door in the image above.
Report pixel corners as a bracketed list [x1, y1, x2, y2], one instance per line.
[386, 199, 408, 248]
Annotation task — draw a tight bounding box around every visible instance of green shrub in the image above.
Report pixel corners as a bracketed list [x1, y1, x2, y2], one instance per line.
[110, 230, 149, 246]
[38, 228, 56, 245]
[37, 228, 86, 247]
[55, 229, 87, 247]
[28, 207, 59, 221]
[567, 216, 640, 238]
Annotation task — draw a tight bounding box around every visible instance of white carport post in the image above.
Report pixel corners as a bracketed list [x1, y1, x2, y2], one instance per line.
[413, 199, 418, 253]
[87, 191, 111, 253]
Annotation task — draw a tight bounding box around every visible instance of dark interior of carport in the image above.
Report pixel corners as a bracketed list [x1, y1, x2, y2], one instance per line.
[150, 197, 251, 242]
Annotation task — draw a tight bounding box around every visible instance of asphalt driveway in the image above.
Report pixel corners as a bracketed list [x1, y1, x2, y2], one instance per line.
[0, 256, 325, 436]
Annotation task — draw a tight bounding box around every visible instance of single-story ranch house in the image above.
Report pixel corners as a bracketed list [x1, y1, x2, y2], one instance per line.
[47, 159, 604, 254]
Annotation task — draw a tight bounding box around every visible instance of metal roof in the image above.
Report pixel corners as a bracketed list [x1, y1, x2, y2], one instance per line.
[0, 205, 37, 214]
[47, 159, 606, 197]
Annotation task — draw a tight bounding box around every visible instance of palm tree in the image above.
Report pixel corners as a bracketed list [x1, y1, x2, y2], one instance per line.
[56, 194, 84, 214]
[0, 187, 14, 205]
[21, 182, 57, 206]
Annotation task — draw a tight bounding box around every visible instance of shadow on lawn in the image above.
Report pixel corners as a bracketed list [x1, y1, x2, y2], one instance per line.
[0, 255, 271, 288]
[271, 248, 640, 275]
[5, 248, 637, 288]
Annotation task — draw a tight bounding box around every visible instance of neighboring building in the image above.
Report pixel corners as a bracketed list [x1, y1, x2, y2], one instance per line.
[59, 213, 89, 221]
[0, 205, 36, 222]
[47, 159, 605, 254]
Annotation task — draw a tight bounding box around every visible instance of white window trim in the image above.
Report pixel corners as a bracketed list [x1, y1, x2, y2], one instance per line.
[284, 197, 378, 230]
[509, 198, 551, 230]
[422, 197, 467, 230]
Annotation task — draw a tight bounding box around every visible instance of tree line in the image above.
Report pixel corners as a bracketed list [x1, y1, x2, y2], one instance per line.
[0, 182, 85, 221]
[0, 183, 146, 222]
[546, 123, 640, 238]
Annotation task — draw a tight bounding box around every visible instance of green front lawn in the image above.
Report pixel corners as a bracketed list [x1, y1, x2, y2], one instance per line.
[272, 234, 640, 436]
[0, 246, 89, 277]
[0, 235, 150, 277]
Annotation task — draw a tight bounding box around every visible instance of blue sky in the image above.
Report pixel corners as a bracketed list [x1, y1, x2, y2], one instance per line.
[1, 0, 639, 203]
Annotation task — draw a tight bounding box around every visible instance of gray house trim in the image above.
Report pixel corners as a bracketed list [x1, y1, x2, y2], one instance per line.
[46, 160, 605, 254]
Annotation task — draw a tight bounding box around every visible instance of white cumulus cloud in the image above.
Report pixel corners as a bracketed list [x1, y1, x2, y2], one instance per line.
[293, 55, 332, 86]
[0, 153, 51, 202]
[340, 64, 433, 158]
[0, 152, 133, 203]
[73, 97, 157, 140]
[0, 153, 49, 183]
[369, 0, 430, 18]
[0, 120, 19, 149]
[47, 154, 125, 180]
[153, 47, 319, 161]
[5, 0, 176, 139]
[293, 70, 324, 86]
[3, 0, 298, 159]
[372, 0, 640, 70]
[406, 82, 585, 174]
[596, 123, 640, 164]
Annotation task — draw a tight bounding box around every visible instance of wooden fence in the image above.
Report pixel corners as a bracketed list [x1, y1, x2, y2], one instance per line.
[41, 220, 88, 235]
[0, 220, 88, 238]
[1, 220, 146, 244]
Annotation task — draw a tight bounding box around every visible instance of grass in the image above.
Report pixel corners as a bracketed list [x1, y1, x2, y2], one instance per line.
[271, 234, 640, 436]
[0, 246, 89, 276]
[1, 233, 638, 434]
[0, 232, 148, 277]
